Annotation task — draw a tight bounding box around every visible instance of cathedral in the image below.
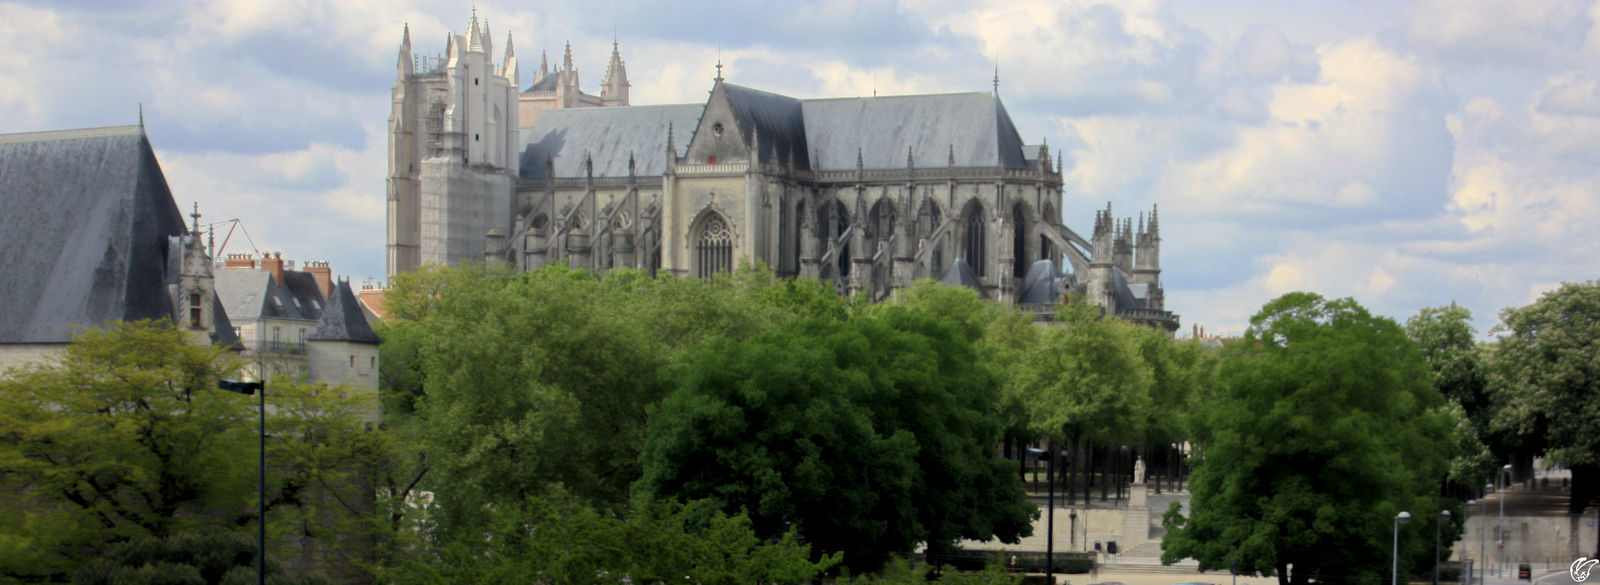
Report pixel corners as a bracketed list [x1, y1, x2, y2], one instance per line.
[386, 13, 1178, 331]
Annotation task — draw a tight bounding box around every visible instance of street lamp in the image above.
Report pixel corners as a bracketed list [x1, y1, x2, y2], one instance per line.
[1436, 509, 1451, 585]
[1466, 500, 1477, 585]
[1069, 508, 1077, 549]
[1047, 439, 1056, 584]
[1499, 464, 1511, 577]
[218, 379, 266, 585]
[1397, 511, 1412, 585]
[1481, 484, 1491, 585]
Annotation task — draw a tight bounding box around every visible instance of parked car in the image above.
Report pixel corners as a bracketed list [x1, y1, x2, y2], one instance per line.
[1519, 563, 1532, 580]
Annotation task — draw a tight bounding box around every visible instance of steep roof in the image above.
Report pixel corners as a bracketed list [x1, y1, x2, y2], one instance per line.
[722, 84, 810, 168]
[800, 92, 1029, 171]
[308, 281, 380, 344]
[0, 126, 187, 343]
[214, 268, 324, 323]
[526, 73, 559, 93]
[519, 104, 702, 179]
[937, 258, 985, 297]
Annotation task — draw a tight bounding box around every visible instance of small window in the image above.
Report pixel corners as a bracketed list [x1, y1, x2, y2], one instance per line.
[474, 77, 479, 86]
[713, 122, 724, 137]
[233, 326, 241, 337]
[349, 355, 355, 367]
[299, 330, 306, 345]
[312, 300, 321, 310]
[292, 297, 301, 308]
[273, 327, 280, 343]
[370, 356, 376, 369]
[189, 292, 200, 308]
[190, 308, 202, 329]
[474, 133, 479, 141]
[273, 297, 282, 307]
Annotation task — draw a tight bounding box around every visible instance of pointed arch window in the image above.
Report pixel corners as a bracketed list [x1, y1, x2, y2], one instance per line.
[696, 213, 733, 278]
[1013, 203, 1028, 278]
[964, 204, 985, 277]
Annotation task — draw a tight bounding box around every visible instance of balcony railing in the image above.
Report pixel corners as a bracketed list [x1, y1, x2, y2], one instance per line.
[257, 341, 306, 355]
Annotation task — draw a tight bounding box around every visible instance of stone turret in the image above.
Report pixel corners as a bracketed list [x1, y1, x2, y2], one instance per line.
[601, 40, 630, 107]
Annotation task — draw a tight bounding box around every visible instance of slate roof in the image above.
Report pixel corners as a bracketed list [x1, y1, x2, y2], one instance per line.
[518, 85, 1035, 179]
[308, 281, 380, 344]
[0, 126, 188, 343]
[722, 84, 810, 169]
[214, 268, 325, 323]
[519, 104, 703, 179]
[526, 73, 559, 93]
[800, 92, 1029, 171]
[937, 258, 985, 297]
[1018, 259, 1067, 305]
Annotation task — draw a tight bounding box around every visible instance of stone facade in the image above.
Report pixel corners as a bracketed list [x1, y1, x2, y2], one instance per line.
[385, 12, 1176, 330]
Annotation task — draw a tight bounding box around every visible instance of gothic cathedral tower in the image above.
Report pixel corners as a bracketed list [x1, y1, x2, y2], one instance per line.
[387, 10, 520, 277]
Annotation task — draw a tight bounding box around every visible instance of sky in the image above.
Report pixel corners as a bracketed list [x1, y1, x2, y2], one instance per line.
[2, 0, 1597, 338]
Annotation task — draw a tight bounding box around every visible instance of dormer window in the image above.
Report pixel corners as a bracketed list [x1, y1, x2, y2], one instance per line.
[292, 298, 302, 308]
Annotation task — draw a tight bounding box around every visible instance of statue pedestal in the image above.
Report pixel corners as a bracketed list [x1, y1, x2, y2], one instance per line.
[1124, 483, 1150, 543]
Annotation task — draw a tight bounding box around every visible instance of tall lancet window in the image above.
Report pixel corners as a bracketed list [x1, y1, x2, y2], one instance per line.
[964, 203, 985, 277]
[1013, 203, 1028, 278]
[697, 213, 733, 278]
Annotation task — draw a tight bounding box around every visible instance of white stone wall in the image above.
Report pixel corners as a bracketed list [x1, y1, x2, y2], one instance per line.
[306, 340, 380, 421]
[1454, 509, 1600, 572]
[0, 344, 63, 376]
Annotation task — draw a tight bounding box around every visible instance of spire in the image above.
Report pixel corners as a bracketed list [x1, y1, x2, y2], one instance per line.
[907, 146, 914, 169]
[602, 37, 629, 105]
[190, 202, 201, 233]
[992, 64, 1000, 94]
[540, 50, 549, 79]
[467, 7, 483, 52]
[563, 40, 574, 72]
[715, 55, 724, 82]
[949, 144, 955, 167]
[138, 103, 145, 131]
[503, 32, 518, 84]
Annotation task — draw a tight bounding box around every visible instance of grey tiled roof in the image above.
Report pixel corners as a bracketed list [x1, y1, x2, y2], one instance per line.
[800, 92, 1029, 171]
[519, 104, 703, 179]
[723, 84, 811, 169]
[938, 258, 985, 297]
[517, 85, 1035, 180]
[0, 126, 187, 343]
[526, 73, 559, 93]
[215, 267, 327, 323]
[308, 281, 379, 344]
[1018, 259, 1066, 305]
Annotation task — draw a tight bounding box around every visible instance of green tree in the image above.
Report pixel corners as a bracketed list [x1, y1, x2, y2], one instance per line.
[399, 492, 837, 585]
[1405, 305, 1495, 488]
[1487, 280, 1600, 555]
[0, 321, 401, 583]
[0, 321, 255, 582]
[71, 528, 324, 585]
[638, 306, 1033, 572]
[387, 262, 844, 536]
[1160, 293, 1457, 585]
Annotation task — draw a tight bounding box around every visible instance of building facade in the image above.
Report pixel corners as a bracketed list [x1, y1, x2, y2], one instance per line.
[386, 14, 1176, 331]
[215, 254, 379, 392]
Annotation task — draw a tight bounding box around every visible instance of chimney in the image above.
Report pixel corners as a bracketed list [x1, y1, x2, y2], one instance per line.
[261, 252, 285, 286]
[305, 261, 333, 300]
[224, 253, 256, 269]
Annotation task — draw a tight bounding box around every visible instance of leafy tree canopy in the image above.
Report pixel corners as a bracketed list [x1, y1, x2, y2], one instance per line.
[638, 304, 1033, 571]
[1488, 280, 1600, 523]
[0, 321, 255, 582]
[1161, 293, 1457, 585]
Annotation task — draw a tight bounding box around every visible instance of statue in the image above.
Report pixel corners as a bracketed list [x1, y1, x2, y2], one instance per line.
[1133, 456, 1146, 485]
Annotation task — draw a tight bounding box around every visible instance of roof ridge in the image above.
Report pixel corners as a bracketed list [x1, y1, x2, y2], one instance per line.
[0, 125, 142, 144]
[800, 91, 991, 103]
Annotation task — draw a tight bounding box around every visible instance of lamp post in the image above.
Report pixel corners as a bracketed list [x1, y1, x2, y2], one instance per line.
[219, 379, 266, 585]
[1397, 511, 1412, 585]
[1466, 500, 1477, 585]
[1047, 439, 1056, 584]
[1070, 509, 1078, 549]
[1481, 485, 1490, 585]
[1499, 464, 1511, 578]
[1437, 509, 1451, 585]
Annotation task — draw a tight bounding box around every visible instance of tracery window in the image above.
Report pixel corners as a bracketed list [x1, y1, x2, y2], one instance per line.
[964, 203, 985, 277]
[696, 213, 733, 278]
